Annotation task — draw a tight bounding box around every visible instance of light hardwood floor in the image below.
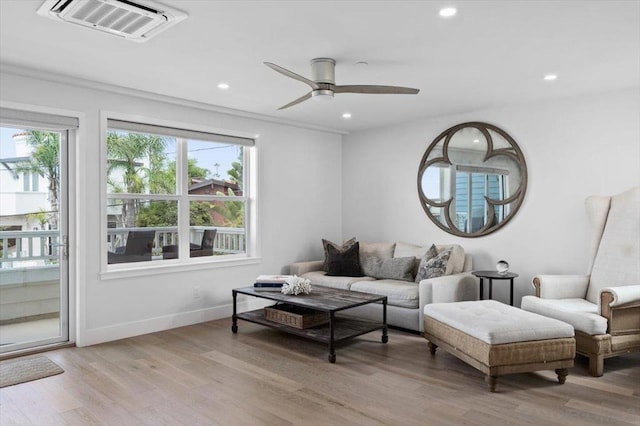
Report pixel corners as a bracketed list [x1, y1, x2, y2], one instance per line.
[1, 318, 639, 425]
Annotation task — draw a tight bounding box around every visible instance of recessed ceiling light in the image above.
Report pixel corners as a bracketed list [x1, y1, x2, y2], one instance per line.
[473, 139, 480, 143]
[342, 113, 352, 119]
[543, 74, 557, 81]
[217, 82, 230, 90]
[439, 7, 457, 18]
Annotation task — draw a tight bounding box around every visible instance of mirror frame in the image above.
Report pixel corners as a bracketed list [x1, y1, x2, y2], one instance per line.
[417, 122, 528, 237]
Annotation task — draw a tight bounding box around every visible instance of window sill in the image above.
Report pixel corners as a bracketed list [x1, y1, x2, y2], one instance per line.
[99, 256, 262, 281]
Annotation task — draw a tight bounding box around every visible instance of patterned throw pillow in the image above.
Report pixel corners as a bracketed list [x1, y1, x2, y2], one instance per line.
[415, 244, 450, 282]
[322, 237, 357, 272]
[325, 242, 364, 277]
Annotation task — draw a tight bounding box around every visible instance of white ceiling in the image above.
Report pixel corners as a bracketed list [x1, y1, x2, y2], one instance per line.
[1, 1, 639, 133]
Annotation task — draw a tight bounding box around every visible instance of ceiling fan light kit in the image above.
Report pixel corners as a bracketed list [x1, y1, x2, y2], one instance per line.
[265, 57, 420, 110]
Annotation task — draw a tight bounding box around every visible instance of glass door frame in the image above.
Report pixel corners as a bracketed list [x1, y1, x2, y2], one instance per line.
[0, 110, 75, 354]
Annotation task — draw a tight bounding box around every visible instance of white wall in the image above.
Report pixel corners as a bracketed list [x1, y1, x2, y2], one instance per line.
[343, 88, 640, 306]
[1, 70, 343, 346]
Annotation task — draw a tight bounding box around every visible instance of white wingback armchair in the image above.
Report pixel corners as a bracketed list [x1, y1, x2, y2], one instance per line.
[521, 186, 640, 376]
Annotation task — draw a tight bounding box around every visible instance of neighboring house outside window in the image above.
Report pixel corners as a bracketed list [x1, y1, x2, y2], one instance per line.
[31, 172, 39, 192]
[22, 172, 30, 192]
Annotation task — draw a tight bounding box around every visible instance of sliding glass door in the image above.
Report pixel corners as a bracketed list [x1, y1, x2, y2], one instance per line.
[0, 109, 75, 354]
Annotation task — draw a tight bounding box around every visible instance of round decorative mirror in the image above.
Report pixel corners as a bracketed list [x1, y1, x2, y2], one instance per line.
[417, 122, 527, 237]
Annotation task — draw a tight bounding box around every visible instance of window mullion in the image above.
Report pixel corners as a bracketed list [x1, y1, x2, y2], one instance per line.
[177, 138, 190, 259]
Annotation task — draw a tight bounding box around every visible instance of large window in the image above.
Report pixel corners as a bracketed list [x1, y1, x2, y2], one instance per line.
[105, 119, 253, 266]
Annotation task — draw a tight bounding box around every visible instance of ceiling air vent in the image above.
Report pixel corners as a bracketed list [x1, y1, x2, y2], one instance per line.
[36, 0, 187, 42]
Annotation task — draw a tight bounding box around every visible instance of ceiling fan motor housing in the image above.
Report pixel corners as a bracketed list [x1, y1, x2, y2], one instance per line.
[310, 58, 336, 84]
[310, 58, 336, 98]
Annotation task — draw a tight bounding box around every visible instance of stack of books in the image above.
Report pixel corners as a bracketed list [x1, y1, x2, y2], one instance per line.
[253, 275, 292, 291]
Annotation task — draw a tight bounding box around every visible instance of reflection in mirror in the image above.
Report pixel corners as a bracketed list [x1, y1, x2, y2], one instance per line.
[417, 122, 527, 237]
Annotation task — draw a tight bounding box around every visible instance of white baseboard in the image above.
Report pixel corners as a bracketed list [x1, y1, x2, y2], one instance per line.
[76, 298, 270, 347]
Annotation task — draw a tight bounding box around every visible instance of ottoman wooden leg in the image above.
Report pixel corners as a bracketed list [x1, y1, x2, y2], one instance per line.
[485, 375, 498, 392]
[555, 368, 569, 384]
[428, 341, 438, 355]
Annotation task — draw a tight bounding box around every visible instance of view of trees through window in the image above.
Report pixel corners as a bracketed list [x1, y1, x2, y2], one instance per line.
[105, 123, 248, 264]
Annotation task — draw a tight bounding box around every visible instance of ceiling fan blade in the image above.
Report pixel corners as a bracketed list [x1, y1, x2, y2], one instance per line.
[264, 62, 320, 90]
[278, 92, 312, 110]
[335, 85, 420, 95]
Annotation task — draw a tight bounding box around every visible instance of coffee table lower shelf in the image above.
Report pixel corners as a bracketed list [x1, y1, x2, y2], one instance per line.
[235, 309, 386, 362]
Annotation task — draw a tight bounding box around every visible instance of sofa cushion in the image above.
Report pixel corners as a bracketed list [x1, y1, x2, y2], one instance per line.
[415, 246, 450, 282]
[521, 295, 607, 335]
[300, 271, 372, 290]
[394, 242, 465, 276]
[350, 279, 419, 309]
[322, 237, 357, 272]
[360, 242, 396, 276]
[325, 242, 364, 277]
[360, 256, 415, 282]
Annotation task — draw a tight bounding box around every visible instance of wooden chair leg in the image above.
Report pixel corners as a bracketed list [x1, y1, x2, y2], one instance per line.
[588, 354, 604, 377]
[485, 375, 498, 392]
[428, 341, 437, 355]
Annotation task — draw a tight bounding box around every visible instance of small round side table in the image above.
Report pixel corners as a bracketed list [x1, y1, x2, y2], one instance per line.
[471, 271, 519, 306]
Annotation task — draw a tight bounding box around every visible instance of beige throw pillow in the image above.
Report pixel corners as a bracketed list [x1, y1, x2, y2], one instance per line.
[437, 244, 465, 275]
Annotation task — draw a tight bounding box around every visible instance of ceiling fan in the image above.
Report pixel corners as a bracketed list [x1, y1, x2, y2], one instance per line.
[264, 58, 420, 110]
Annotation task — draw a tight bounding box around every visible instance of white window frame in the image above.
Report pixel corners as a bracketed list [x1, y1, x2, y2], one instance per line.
[100, 112, 258, 277]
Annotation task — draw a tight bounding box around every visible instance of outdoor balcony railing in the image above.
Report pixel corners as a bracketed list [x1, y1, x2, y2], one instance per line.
[107, 226, 245, 255]
[0, 226, 245, 267]
[0, 230, 59, 266]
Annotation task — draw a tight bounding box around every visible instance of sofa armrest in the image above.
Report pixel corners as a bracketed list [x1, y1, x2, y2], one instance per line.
[290, 260, 323, 276]
[600, 285, 640, 335]
[419, 272, 478, 312]
[532, 275, 590, 299]
[601, 285, 640, 307]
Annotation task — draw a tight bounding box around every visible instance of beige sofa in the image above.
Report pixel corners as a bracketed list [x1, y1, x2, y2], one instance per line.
[290, 242, 478, 332]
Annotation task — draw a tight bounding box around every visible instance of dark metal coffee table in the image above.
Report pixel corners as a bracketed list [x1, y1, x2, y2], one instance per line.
[232, 286, 388, 363]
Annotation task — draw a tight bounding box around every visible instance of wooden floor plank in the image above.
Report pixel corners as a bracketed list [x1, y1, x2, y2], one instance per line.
[1, 317, 638, 425]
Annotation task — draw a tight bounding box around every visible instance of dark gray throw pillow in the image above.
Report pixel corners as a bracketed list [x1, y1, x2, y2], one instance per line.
[360, 256, 415, 282]
[415, 244, 450, 282]
[325, 241, 364, 277]
[322, 237, 357, 272]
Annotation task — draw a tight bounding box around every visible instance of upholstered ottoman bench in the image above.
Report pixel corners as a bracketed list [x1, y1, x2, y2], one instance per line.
[423, 300, 575, 392]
